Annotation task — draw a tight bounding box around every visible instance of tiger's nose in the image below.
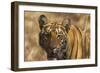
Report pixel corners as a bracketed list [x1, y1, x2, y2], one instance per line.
[57, 44, 61, 48]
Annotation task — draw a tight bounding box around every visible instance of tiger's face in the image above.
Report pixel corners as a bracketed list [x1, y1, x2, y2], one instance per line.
[39, 15, 70, 60]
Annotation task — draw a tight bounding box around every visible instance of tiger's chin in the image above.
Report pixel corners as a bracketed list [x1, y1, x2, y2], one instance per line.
[48, 57, 64, 60]
[48, 57, 66, 60]
[48, 58, 57, 60]
[47, 51, 67, 60]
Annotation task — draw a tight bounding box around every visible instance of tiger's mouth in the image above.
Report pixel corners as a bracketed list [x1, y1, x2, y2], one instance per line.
[47, 40, 67, 60]
[47, 47, 67, 60]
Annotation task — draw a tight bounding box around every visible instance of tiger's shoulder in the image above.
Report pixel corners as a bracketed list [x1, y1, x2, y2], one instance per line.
[67, 24, 82, 37]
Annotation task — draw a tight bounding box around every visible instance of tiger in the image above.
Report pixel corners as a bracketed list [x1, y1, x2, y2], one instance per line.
[38, 15, 90, 60]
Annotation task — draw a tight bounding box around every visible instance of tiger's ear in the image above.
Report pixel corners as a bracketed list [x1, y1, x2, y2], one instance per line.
[62, 18, 71, 32]
[38, 15, 48, 30]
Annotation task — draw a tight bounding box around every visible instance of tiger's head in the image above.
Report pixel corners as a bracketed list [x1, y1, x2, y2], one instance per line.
[38, 15, 71, 60]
